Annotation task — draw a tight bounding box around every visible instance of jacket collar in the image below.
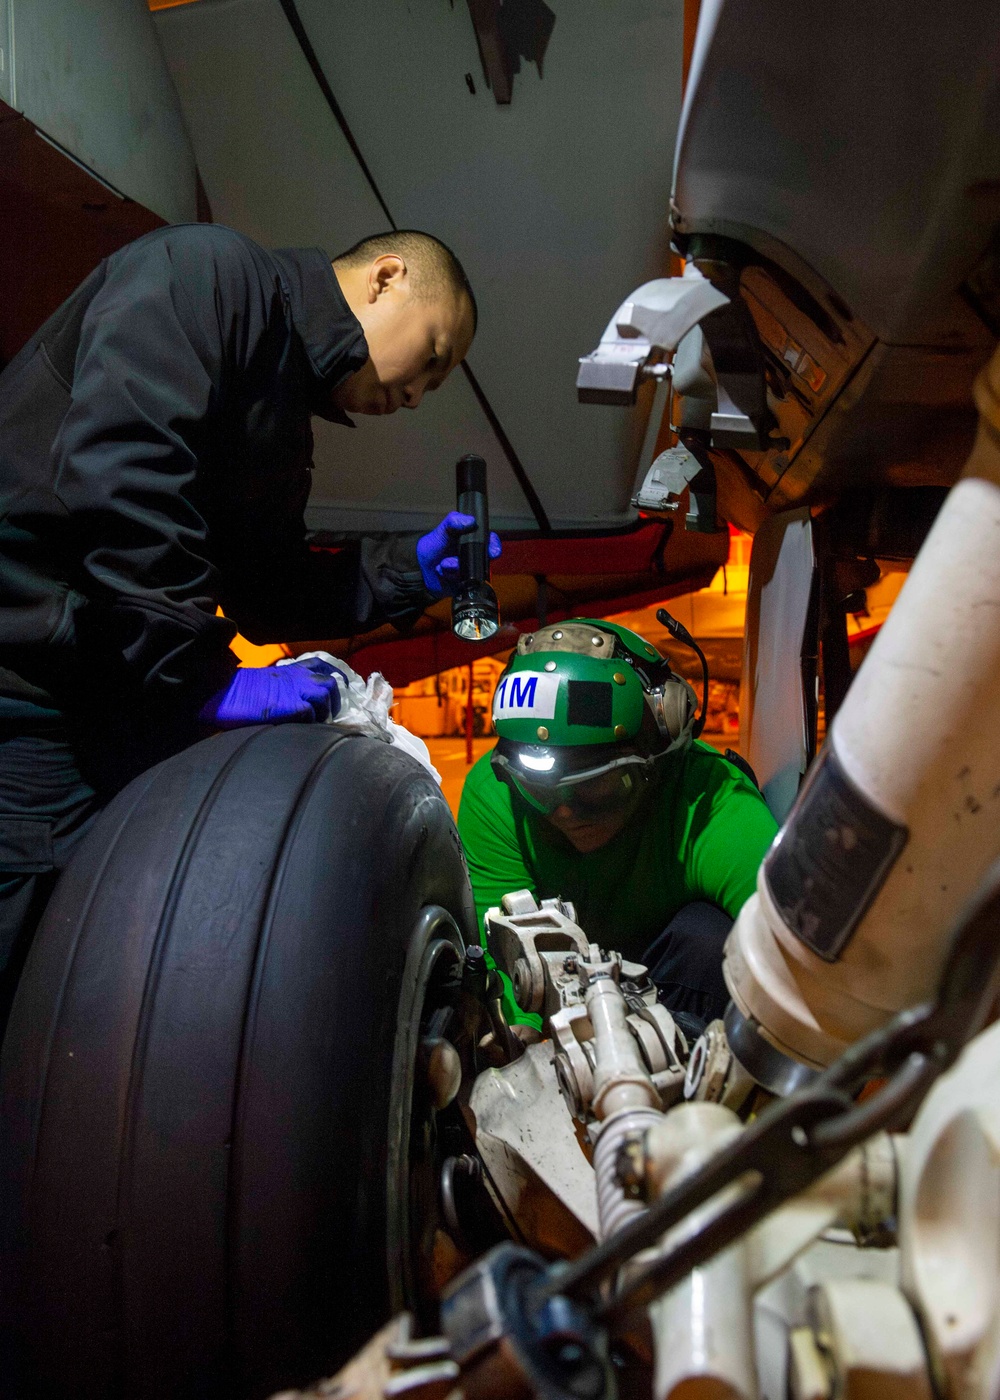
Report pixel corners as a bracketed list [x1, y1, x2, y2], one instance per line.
[271, 247, 369, 423]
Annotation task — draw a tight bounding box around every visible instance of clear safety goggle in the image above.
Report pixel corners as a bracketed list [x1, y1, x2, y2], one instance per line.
[491, 746, 652, 818]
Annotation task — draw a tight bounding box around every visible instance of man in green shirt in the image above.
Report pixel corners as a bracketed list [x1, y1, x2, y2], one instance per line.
[457, 618, 778, 1038]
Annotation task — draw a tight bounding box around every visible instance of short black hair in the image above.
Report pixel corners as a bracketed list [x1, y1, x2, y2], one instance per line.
[333, 229, 477, 334]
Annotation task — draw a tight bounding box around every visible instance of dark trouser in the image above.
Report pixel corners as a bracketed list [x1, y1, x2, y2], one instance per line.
[640, 901, 733, 1037]
[0, 727, 101, 1034]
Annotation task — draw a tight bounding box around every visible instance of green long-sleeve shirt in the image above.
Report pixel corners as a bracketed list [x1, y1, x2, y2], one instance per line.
[457, 740, 779, 1027]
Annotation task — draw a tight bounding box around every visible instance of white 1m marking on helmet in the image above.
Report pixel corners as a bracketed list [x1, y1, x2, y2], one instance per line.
[492, 672, 560, 720]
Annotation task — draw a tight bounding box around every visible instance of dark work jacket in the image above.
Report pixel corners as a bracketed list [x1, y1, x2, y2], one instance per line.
[0, 224, 431, 792]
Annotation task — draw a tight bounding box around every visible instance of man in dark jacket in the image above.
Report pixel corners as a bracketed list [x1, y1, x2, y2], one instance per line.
[0, 222, 484, 987]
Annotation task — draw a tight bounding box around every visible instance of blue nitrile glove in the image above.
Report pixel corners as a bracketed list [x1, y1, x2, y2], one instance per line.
[199, 659, 342, 728]
[416, 512, 502, 597]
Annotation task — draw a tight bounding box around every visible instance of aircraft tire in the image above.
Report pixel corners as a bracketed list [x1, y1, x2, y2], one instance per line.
[0, 725, 473, 1399]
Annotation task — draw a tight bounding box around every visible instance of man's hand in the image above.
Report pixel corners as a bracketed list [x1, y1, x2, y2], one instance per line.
[416, 511, 502, 597]
[199, 658, 342, 728]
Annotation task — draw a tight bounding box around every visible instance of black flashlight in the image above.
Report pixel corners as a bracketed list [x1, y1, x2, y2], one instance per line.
[452, 453, 500, 642]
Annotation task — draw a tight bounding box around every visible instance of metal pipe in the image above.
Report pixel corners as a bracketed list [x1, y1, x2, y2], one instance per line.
[587, 970, 660, 1121]
[644, 1105, 757, 1400]
[584, 966, 662, 1244]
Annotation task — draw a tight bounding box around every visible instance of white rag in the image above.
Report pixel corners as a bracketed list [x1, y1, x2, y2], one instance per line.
[277, 652, 441, 784]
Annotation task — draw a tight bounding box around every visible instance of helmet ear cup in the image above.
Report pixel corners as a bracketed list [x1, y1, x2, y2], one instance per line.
[651, 677, 699, 745]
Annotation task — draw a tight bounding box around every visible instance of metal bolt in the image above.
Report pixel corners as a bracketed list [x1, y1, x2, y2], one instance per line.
[420, 1036, 462, 1110]
[614, 724, 627, 740]
[592, 635, 604, 646]
[537, 725, 549, 741]
[512, 958, 533, 1008]
[544, 660, 557, 671]
[613, 672, 627, 685]
[554, 1053, 582, 1118]
[553, 630, 563, 640]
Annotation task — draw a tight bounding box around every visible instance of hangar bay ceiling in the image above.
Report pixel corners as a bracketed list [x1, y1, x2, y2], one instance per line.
[152, 0, 686, 532]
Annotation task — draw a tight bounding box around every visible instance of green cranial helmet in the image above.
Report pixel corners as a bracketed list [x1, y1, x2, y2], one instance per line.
[490, 619, 698, 818]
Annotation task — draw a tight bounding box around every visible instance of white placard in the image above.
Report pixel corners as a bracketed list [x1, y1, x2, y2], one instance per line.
[493, 671, 559, 722]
